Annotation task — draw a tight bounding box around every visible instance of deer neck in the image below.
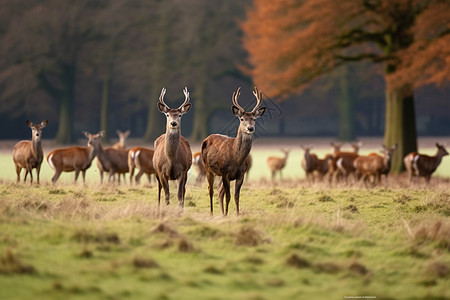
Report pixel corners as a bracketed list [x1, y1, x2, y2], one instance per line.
[93, 142, 108, 166]
[32, 138, 42, 159]
[234, 129, 253, 163]
[88, 145, 97, 163]
[165, 129, 180, 161]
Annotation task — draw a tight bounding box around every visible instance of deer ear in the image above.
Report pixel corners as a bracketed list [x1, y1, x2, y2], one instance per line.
[232, 105, 243, 117]
[158, 103, 169, 113]
[82, 131, 90, 138]
[26, 120, 33, 127]
[124, 130, 130, 137]
[180, 103, 191, 114]
[255, 107, 266, 118]
[98, 131, 105, 138]
[41, 120, 48, 127]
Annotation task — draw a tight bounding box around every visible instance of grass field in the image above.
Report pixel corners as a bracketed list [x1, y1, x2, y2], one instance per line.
[1, 140, 450, 299]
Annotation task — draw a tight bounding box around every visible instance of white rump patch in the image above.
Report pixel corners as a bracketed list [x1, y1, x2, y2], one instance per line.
[336, 157, 344, 171]
[48, 153, 55, 170]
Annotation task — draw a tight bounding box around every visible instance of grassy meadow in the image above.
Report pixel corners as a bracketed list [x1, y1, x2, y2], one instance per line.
[1, 140, 450, 300]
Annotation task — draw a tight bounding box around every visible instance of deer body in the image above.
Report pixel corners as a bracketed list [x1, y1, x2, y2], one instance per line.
[96, 147, 129, 184]
[13, 120, 48, 184]
[354, 144, 397, 186]
[331, 142, 361, 184]
[267, 149, 290, 180]
[404, 143, 448, 183]
[128, 147, 155, 185]
[202, 87, 266, 215]
[301, 146, 332, 182]
[192, 151, 206, 183]
[47, 131, 104, 183]
[153, 87, 192, 209]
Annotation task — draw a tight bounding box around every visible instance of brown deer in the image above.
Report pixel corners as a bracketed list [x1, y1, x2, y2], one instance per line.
[112, 130, 130, 149]
[47, 131, 104, 184]
[192, 151, 206, 183]
[332, 142, 362, 184]
[201, 87, 266, 215]
[96, 144, 129, 184]
[12, 120, 48, 184]
[301, 146, 333, 183]
[353, 144, 397, 186]
[267, 149, 290, 180]
[128, 147, 155, 185]
[404, 143, 448, 183]
[153, 87, 192, 209]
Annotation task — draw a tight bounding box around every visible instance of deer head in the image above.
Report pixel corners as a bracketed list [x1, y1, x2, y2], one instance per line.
[231, 87, 266, 135]
[27, 120, 48, 142]
[83, 131, 105, 147]
[436, 143, 449, 157]
[158, 87, 191, 131]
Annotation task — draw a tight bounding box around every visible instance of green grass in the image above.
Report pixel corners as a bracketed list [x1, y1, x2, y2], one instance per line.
[0, 179, 449, 299]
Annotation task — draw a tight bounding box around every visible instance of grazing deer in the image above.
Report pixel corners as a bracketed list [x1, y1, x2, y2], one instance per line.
[354, 144, 397, 186]
[404, 143, 448, 184]
[332, 142, 362, 184]
[267, 149, 290, 180]
[153, 87, 192, 209]
[12, 120, 48, 184]
[47, 131, 104, 184]
[192, 151, 206, 183]
[201, 87, 266, 216]
[112, 130, 130, 150]
[128, 147, 155, 185]
[301, 146, 333, 183]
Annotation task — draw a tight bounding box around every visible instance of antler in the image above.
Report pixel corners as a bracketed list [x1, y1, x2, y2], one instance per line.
[159, 87, 168, 107]
[178, 87, 190, 109]
[232, 87, 245, 112]
[252, 87, 263, 113]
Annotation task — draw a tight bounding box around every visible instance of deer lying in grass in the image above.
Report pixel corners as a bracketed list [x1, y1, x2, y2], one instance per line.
[192, 151, 206, 183]
[47, 131, 104, 184]
[301, 146, 333, 183]
[332, 142, 362, 184]
[153, 87, 192, 209]
[128, 147, 155, 185]
[404, 143, 448, 184]
[353, 144, 397, 187]
[267, 149, 290, 181]
[202, 87, 266, 216]
[13, 120, 48, 184]
[112, 130, 130, 150]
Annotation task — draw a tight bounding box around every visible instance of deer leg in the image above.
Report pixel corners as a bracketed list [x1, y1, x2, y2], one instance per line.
[24, 169, 29, 183]
[207, 172, 215, 215]
[99, 171, 104, 184]
[74, 170, 81, 183]
[271, 171, 275, 181]
[177, 172, 187, 208]
[129, 165, 135, 185]
[136, 169, 144, 185]
[234, 176, 244, 215]
[15, 166, 21, 183]
[27, 167, 33, 184]
[156, 175, 162, 207]
[218, 181, 225, 215]
[222, 177, 231, 216]
[36, 164, 41, 185]
[52, 170, 62, 184]
[160, 176, 170, 205]
[82, 171, 86, 184]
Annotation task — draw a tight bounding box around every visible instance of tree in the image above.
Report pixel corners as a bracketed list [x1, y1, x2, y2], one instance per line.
[0, 0, 106, 144]
[242, 0, 450, 172]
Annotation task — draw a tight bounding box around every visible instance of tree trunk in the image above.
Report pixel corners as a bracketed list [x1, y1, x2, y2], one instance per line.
[143, 88, 165, 142]
[190, 79, 208, 142]
[55, 64, 75, 144]
[383, 82, 417, 173]
[100, 75, 110, 143]
[337, 66, 355, 141]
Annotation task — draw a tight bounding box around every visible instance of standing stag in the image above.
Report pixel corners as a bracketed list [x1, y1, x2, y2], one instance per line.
[12, 120, 48, 184]
[301, 146, 333, 183]
[153, 87, 192, 209]
[201, 87, 266, 215]
[353, 144, 397, 187]
[267, 149, 290, 180]
[47, 131, 104, 184]
[128, 147, 155, 185]
[404, 143, 448, 183]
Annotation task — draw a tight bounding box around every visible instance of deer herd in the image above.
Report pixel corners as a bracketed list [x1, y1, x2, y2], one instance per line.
[11, 87, 449, 215]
